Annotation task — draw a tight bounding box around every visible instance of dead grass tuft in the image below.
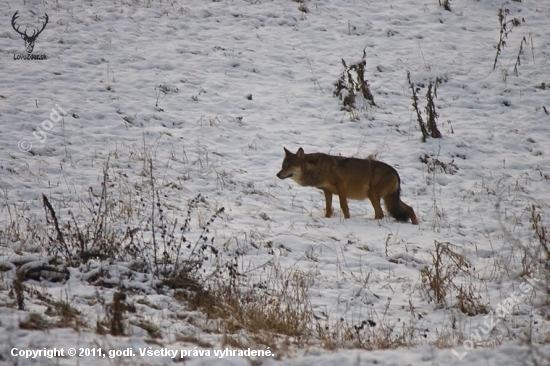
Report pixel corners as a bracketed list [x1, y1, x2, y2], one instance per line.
[19, 313, 50, 331]
[182, 265, 314, 350]
[420, 241, 488, 315]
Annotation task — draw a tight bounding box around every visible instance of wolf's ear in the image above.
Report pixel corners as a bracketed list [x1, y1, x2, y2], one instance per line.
[296, 147, 305, 158]
[284, 147, 292, 156]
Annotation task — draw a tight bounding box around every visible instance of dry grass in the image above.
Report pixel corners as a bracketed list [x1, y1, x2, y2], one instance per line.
[180, 264, 314, 351]
[19, 313, 50, 331]
[420, 241, 488, 315]
[43, 297, 86, 330]
[15, 289, 86, 331]
[317, 310, 417, 350]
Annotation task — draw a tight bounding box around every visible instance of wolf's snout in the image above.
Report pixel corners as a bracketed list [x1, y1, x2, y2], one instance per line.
[277, 171, 291, 179]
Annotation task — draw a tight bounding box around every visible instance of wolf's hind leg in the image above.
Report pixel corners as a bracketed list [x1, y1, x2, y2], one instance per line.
[335, 185, 350, 218]
[369, 192, 385, 220]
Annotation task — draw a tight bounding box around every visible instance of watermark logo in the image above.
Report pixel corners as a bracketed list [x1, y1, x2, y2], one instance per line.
[451, 275, 539, 360]
[18, 104, 68, 153]
[11, 11, 48, 60]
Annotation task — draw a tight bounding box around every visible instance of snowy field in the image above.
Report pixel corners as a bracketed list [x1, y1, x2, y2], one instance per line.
[1, 0, 550, 365]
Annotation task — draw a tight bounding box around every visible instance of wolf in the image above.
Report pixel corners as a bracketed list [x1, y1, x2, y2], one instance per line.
[276, 147, 418, 224]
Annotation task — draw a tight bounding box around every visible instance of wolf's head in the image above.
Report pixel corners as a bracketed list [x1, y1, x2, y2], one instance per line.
[276, 147, 305, 183]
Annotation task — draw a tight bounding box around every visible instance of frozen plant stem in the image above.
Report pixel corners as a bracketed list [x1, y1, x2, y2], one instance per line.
[407, 71, 429, 142]
[493, 6, 523, 71]
[301, 41, 324, 94]
[149, 158, 158, 276]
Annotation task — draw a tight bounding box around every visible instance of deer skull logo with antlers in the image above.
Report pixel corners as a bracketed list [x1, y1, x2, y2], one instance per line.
[12, 11, 48, 54]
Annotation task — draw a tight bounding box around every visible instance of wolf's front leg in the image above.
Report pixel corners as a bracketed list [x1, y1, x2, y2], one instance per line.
[322, 189, 333, 217]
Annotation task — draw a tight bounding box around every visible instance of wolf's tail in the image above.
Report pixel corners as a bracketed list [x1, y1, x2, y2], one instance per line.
[384, 189, 419, 225]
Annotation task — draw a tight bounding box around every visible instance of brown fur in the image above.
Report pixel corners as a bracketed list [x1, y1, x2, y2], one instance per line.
[276, 147, 418, 224]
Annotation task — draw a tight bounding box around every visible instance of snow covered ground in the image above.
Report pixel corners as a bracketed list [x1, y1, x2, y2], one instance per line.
[1, 0, 549, 365]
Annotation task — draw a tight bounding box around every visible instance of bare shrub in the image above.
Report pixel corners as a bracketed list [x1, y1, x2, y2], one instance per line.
[493, 6, 524, 70]
[407, 72, 443, 142]
[420, 154, 458, 175]
[334, 49, 375, 117]
[38, 154, 225, 283]
[439, 0, 451, 12]
[420, 241, 488, 315]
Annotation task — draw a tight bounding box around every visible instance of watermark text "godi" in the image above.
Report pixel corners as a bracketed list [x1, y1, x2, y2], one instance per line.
[18, 104, 67, 152]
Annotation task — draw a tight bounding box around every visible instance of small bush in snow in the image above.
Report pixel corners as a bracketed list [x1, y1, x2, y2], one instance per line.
[333, 49, 375, 118]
